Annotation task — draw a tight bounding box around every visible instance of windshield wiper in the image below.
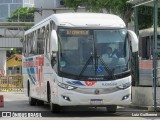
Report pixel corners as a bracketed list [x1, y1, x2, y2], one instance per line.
[94, 48, 98, 76]
[78, 55, 116, 80]
[98, 56, 116, 80]
[78, 55, 93, 79]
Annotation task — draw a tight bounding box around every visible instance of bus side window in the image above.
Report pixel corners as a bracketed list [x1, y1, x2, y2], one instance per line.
[45, 25, 50, 53]
[32, 31, 37, 55]
[37, 41, 44, 54]
[45, 25, 50, 55]
[29, 33, 34, 56]
[37, 28, 45, 54]
[46, 21, 56, 61]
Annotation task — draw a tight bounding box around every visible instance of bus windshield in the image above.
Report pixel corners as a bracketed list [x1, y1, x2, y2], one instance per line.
[58, 28, 130, 80]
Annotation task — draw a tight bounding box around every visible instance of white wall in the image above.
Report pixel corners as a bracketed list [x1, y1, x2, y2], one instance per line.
[0, 29, 24, 38]
[0, 38, 22, 48]
[34, 0, 88, 24]
[34, 10, 54, 24]
[34, 0, 63, 9]
[34, 0, 59, 9]
[34, 0, 109, 24]
[132, 87, 160, 106]
[34, 8, 86, 24]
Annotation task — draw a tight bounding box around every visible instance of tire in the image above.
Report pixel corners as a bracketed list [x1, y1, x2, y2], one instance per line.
[29, 92, 37, 106]
[48, 86, 61, 113]
[37, 100, 44, 106]
[28, 83, 36, 106]
[50, 103, 61, 113]
[106, 105, 117, 113]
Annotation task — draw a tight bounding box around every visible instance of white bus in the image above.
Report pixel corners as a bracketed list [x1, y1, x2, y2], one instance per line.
[22, 13, 138, 113]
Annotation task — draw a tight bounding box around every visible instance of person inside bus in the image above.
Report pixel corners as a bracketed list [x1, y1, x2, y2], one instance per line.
[102, 47, 113, 59]
[102, 46, 120, 68]
[112, 43, 124, 58]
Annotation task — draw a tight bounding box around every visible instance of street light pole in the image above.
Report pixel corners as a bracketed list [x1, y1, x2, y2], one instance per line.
[134, 7, 139, 86]
[153, 0, 158, 112]
[18, 9, 19, 22]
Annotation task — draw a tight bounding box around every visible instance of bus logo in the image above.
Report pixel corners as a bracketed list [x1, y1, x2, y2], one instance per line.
[85, 81, 96, 86]
[94, 89, 100, 94]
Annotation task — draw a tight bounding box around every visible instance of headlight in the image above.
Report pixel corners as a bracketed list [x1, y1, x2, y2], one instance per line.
[117, 82, 131, 89]
[58, 82, 77, 90]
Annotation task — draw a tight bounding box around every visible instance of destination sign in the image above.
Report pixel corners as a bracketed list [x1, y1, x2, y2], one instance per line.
[66, 30, 89, 35]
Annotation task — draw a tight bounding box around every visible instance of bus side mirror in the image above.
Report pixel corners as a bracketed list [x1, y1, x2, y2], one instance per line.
[128, 30, 138, 52]
[51, 30, 58, 52]
[51, 53, 57, 67]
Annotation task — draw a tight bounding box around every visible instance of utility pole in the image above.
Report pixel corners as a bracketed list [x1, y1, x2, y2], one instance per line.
[153, 0, 158, 112]
[18, 9, 19, 22]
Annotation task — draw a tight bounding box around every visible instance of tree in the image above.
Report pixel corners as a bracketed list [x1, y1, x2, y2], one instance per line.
[138, 6, 153, 29]
[105, 0, 132, 26]
[64, 0, 133, 27]
[64, 0, 84, 12]
[6, 48, 22, 58]
[138, 6, 160, 29]
[65, 0, 160, 29]
[8, 7, 34, 22]
[7, 7, 34, 58]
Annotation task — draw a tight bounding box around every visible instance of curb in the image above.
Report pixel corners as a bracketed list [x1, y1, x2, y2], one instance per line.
[120, 104, 160, 112]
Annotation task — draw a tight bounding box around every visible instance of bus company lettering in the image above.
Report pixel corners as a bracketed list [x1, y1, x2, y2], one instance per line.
[23, 57, 44, 68]
[102, 82, 117, 86]
[23, 56, 44, 86]
[23, 61, 36, 67]
[36, 56, 44, 86]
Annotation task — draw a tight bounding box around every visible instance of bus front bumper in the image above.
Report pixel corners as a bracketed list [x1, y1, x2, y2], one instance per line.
[55, 86, 131, 106]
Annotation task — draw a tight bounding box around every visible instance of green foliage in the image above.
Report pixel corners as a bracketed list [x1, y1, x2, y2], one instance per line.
[138, 6, 160, 29]
[102, 0, 133, 25]
[64, 0, 160, 29]
[7, 48, 22, 58]
[138, 6, 153, 29]
[85, 0, 105, 12]
[64, 0, 133, 26]
[86, 0, 132, 14]
[6, 7, 33, 57]
[64, 0, 84, 11]
[8, 7, 34, 22]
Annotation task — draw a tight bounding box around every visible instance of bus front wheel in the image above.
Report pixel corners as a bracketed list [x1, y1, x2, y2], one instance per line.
[37, 100, 44, 106]
[50, 103, 61, 113]
[29, 96, 37, 106]
[48, 85, 61, 113]
[28, 84, 36, 106]
[28, 89, 37, 106]
[106, 105, 117, 113]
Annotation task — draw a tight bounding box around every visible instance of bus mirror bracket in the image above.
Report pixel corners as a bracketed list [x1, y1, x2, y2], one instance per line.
[128, 30, 138, 53]
[51, 52, 57, 67]
[51, 30, 58, 52]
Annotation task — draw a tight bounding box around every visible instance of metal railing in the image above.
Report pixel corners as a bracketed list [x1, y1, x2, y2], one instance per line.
[0, 75, 23, 92]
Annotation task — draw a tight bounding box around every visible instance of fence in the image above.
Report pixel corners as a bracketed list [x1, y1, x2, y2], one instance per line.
[0, 75, 23, 92]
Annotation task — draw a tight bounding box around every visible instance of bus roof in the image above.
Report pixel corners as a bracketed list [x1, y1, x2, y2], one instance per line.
[25, 13, 126, 35]
[139, 27, 160, 37]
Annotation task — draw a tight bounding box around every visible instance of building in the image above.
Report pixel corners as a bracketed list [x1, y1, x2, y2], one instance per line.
[0, 0, 34, 22]
[6, 54, 22, 75]
[34, 0, 86, 24]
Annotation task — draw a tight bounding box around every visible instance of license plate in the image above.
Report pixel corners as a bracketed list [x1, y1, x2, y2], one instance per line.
[90, 99, 103, 105]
